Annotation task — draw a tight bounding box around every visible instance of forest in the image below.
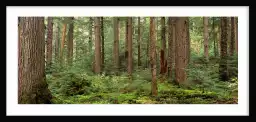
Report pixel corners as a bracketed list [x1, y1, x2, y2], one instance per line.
[18, 17, 238, 104]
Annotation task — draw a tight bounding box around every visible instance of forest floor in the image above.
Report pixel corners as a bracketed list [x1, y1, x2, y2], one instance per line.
[47, 57, 238, 104]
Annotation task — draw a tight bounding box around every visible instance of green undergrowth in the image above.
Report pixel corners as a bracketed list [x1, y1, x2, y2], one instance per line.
[48, 74, 238, 104]
[47, 56, 238, 104]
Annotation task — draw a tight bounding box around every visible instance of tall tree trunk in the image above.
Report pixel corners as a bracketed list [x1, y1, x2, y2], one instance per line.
[55, 22, 60, 62]
[89, 17, 93, 55]
[161, 17, 166, 53]
[89, 18, 95, 72]
[113, 17, 120, 74]
[167, 17, 173, 80]
[230, 17, 235, 56]
[94, 17, 101, 74]
[60, 22, 67, 66]
[235, 17, 238, 53]
[212, 17, 217, 57]
[160, 17, 167, 77]
[227, 18, 231, 55]
[217, 21, 221, 56]
[203, 17, 209, 61]
[175, 17, 187, 83]
[137, 17, 141, 67]
[145, 18, 150, 68]
[101, 17, 104, 69]
[127, 17, 133, 76]
[185, 17, 190, 65]
[18, 17, 23, 103]
[18, 17, 52, 104]
[67, 17, 74, 65]
[150, 17, 157, 96]
[125, 19, 128, 61]
[220, 17, 229, 81]
[46, 17, 53, 67]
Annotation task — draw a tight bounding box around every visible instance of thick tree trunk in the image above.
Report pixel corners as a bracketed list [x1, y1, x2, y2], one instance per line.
[18, 17, 23, 103]
[230, 17, 235, 56]
[94, 17, 101, 74]
[137, 17, 141, 67]
[150, 17, 157, 96]
[113, 17, 120, 74]
[18, 17, 52, 104]
[203, 17, 209, 61]
[67, 17, 74, 65]
[46, 17, 53, 67]
[175, 17, 187, 83]
[60, 22, 67, 65]
[127, 17, 133, 76]
[220, 17, 229, 81]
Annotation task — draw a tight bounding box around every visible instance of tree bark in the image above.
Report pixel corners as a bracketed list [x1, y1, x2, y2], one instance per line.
[168, 17, 173, 80]
[113, 17, 120, 74]
[125, 19, 128, 60]
[55, 22, 60, 62]
[60, 22, 67, 65]
[137, 17, 141, 67]
[220, 17, 229, 81]
[203, 17, 209, 61]
[46, 17, 53, 67]
[212, 18, 217, 57]
[94, 17, 101, 74]
[89, 17, 93, 55]
[186, 17, 190, 65]
[150, 17, 157, 96]
[67, 17, 74, 65]
[18, 17, 52, 104]
[175, 17, 187, 83]
[235, 17, 238, 53]
[127, 17, 133, 76]
[230, 17, 235, 56]
[18, 17, 23, 103]
[160, 17, 167, 77]
[101, 17, 104, 68]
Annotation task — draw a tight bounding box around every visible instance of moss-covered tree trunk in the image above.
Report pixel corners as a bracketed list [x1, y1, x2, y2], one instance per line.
[18, 17, 52, 104]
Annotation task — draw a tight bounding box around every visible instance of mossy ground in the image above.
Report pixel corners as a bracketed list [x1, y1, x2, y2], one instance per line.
[49, 78, 237, 104]
[47, 56, 238, 104]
